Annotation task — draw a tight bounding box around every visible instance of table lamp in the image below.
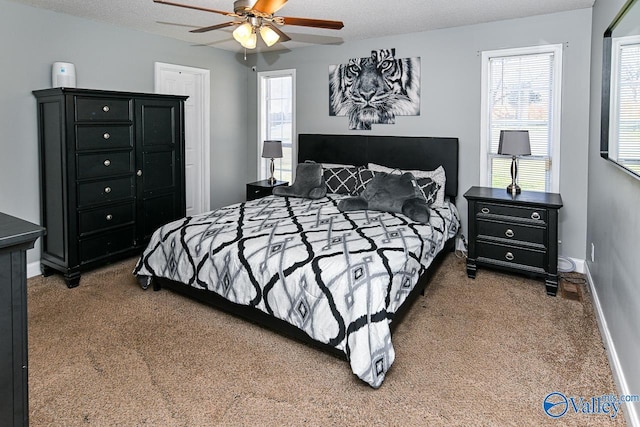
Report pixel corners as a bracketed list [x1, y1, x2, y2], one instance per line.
[498, 130, 531, 195]
[261, 140, 283, 185]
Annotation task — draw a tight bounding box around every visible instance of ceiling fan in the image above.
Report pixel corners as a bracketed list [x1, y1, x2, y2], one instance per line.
[153, 0, 344, 49]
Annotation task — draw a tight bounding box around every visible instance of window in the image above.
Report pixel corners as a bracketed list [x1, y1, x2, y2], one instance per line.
[610, 35, 640, 174]
[258, 69, 296, 183]
[480, 45, 563, 192]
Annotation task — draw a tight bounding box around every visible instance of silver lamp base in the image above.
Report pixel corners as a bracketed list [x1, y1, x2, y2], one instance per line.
[506, 156, 521, 195]
[268, 158, 276, 185]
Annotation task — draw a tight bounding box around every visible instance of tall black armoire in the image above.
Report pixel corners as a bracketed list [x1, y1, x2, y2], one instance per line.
[33, 88, 187, 287]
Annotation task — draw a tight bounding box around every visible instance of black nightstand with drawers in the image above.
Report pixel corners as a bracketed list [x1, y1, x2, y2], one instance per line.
[246, 179, 288, 201]
[464, 186, 563, 296]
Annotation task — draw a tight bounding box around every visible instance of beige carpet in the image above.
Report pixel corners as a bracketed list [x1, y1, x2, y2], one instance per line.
[26, 254, 625, 426]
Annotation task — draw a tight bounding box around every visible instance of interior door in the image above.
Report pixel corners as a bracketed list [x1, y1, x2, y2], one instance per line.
[155, 63, 210, 216]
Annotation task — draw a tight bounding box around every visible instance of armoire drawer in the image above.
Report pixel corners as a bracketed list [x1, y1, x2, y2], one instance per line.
[476, 202, 547, 223]
[78, 202, 135, 235]
[476, 241, 546, 271]
[77, 176, 134, 207]
[75, 97, 130, 121]
[79, 226, 135, 263]
[76, 125, 133, 151]
[476, 220, 546, 246]
[77, 151, 133, 179]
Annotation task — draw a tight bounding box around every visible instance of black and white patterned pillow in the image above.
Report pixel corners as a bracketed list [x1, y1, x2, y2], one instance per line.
[354, 167, 376, 194]
[416, 177, 440, 205]
[323, 167, 360, 194]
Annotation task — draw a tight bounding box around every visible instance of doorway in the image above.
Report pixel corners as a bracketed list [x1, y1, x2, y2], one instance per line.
[154, 62, 211, 216]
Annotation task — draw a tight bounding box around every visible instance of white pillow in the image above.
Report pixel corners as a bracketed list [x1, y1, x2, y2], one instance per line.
[368, 163, 447, 206]
[321, 162, 355, 168]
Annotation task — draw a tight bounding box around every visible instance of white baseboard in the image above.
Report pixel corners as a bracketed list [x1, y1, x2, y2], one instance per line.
[569, 257, 585, 274]
[27, 260, 41, 279]
[585, 264, 640, 427]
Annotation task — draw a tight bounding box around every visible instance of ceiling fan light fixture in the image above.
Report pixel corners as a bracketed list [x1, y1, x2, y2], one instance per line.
[232, 22, 253, 44]
[241, 31, 257, 49]
[259, 26, 280, 47]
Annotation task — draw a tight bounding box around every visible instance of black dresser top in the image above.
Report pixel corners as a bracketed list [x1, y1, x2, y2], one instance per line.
[32, 87, 188, 101]
[0, 212, 45, 250]
[463, 186, 563, 208]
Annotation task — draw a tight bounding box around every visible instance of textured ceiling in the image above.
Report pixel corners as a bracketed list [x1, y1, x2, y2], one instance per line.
[7, 0, 595, 53]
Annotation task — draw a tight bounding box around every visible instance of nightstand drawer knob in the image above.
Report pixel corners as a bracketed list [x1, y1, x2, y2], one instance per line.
[106, 214, 113, 221]
[481, 207, 490, 214]
[103, 132, 111, 140]
[531, 212, 541, 220]
[505, 252, 515, 261]
[505, 229, 514, 238]
[104, 186, 112, 194]
[103, 159, 111, 167]
[102, 105, 110, 113]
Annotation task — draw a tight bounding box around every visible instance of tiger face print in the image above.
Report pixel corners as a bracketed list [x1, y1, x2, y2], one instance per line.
[329, 49, 420, 130]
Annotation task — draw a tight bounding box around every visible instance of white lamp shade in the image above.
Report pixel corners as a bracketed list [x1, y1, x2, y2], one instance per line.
[241, 32, 257, 49]
[262, 140, 283, 158]
[233, 22, 253, 44]
[498, 130, 531, 156]
[260, 26, 280, 47]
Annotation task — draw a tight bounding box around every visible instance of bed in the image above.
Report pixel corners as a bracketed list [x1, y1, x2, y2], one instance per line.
[134, 134, 460, 388]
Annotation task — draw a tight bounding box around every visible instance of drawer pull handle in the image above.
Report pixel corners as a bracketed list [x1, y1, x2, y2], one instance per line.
[505, 252, 515, 261]
[103, 159, 111, 167]
[103, 132, 111, 140]
[505, 229, 514, 238]
[481, 207, 490, 214]
[106, 214, 113, 221]
[104, 186, 112, 194]
[136, 170, 143, 177]
[102, 105, 110, 113]
[531, 212, 541, 220]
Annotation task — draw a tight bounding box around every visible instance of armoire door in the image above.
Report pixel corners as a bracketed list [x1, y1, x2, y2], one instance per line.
[135, 98, 185, 243]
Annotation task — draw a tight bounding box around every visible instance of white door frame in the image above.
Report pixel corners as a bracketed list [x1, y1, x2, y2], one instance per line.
[154, 62, 211, 213]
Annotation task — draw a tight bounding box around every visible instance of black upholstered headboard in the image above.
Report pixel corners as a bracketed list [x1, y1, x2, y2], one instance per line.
[298, 134, 459, 199]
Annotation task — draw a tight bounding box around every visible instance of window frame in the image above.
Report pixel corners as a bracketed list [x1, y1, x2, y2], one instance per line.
[257, 69, 297, 182]
[609, 34, 640, 171]
[479, 44, 563, 193]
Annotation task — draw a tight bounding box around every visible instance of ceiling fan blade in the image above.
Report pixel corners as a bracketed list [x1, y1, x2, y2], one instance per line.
[152, 0, 235, 17]
[281, 16, 344, 30]
[265, 23, 290, 42]
[251, 0, 288, 15]
[190, 21, 238, 33]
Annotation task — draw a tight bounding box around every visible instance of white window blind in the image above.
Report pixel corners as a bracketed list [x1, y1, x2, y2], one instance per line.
[611, 38, 640, 174]
[258, 70, 296, 183]
[481, 45, 562, 193]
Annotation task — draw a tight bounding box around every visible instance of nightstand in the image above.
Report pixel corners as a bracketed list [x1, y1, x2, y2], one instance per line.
[246, 179, 288, 201]
[0, 212, 44, 426]
[464, 186, 563, 296]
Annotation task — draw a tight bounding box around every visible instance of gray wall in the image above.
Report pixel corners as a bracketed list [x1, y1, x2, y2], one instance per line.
[248, 9, 593, 261]
[588, 0, 640, 419]
[0, 0, 249, 265]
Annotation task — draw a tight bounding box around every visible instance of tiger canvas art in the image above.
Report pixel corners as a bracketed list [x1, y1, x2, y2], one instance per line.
[329, 49, 420, 130]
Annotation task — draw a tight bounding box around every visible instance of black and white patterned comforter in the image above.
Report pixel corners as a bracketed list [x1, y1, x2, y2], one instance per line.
[134, 194, 460, 388]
